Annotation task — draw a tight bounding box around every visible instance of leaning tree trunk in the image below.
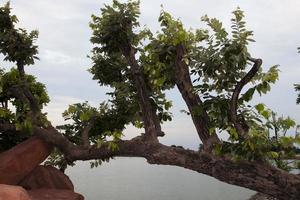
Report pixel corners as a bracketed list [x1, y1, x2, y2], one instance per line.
[122, 46, 163, 140]
[174, 45, 220, 150]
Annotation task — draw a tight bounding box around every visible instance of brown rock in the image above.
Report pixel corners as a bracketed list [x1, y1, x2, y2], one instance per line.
[19, 165, 74, 191]
[0, 184, 31, 200]
[28, 189, 84, 200]
[0, 136, 52, 185]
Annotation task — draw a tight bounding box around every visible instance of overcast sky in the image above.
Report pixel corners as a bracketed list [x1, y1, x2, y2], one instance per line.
[2, 0, 300, 149]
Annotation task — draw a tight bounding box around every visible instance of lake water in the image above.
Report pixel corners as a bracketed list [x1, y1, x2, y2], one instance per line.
[66, 157, 255, 200]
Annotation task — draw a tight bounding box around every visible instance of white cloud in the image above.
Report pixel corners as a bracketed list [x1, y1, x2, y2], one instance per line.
[41, 50, 75, 64]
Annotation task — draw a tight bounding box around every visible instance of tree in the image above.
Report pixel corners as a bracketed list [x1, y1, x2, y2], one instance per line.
[0, 2, 49, 151]
[0, 1, 300, 199]
[89, 0, 172, 140]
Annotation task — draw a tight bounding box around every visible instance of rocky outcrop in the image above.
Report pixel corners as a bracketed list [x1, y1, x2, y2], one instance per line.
[28, 189, 84, 200]
[0, 137, 85, 200]
[0, 136, 52, 185]
[0, 184, 31, 200]
[19, 165, 74, 191]
[0, 185, 84, 200]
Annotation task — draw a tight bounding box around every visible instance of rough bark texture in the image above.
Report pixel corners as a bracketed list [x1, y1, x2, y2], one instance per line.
[122, 45, 164, 140]
[81, 124, 91, 148]
[174, 44, 220, 150]
[229, 57, 262, 137]
[16, 62, 41, 120]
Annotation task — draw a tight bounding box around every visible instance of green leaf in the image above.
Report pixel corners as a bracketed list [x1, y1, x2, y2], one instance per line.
[242, 88, 255, 101]
[261, 110, 270, 119]
[108, 142, 119, 151]
[255, 103, 264, 112]
[228, 127, 239, 141]
[295, 135, 300, 145]
[134, 120, 143, 128]
[267, 151, 279, 159]
[280, 136, 293, 148]
[164, 101, 172, 110]
[79, 112, 90, 121]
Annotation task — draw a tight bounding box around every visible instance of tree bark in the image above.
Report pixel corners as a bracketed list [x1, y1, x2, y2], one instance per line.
[16, 62, 41, 122]
[174, 44, 220, 150]
[81, 124, 91, 148]
[121, 46, 164, 140]
[229, 57, 262, 137]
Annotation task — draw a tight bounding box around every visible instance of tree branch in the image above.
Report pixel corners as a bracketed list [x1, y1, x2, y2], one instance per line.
[32, 125, 300, 200]
[81, 124, 91, 148]
[174, 44, 220, 150]
[81, 115, 98, 148]
[230, 57, 262, 137]
[120, 44, 164, 140]
[16, 62, 40, 119]
[1, 121, 299, 199]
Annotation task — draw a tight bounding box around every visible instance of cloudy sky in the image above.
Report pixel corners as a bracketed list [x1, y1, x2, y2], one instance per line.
[1, 0, 300, 149]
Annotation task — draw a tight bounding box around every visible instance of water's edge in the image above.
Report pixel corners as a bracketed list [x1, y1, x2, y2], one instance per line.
[66, 157, 255, 200]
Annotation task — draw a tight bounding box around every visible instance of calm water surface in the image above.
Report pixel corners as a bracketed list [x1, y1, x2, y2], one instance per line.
[66, 157, 255, 200]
